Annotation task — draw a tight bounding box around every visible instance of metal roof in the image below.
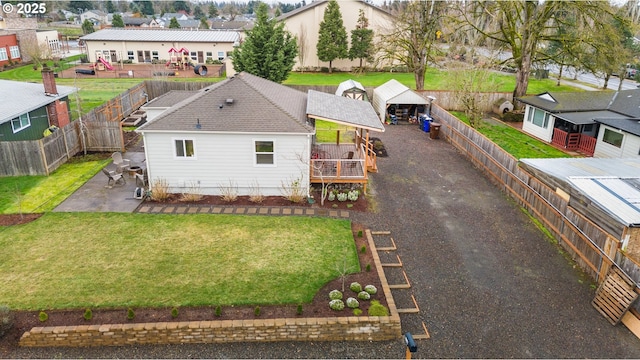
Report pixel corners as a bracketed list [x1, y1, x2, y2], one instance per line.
[80, 29, 239, 43]
[0, 80, 76, 125]
[335, 79, 365, 96]
[374, 79, 427, 105]
[307, 90, 385, 132]
[520, 158, 640, 227]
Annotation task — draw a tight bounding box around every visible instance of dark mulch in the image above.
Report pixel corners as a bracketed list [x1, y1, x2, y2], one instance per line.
[0, 214, 42, 227]
[0, 223, 386, 353]
[370, 137, 388, 157]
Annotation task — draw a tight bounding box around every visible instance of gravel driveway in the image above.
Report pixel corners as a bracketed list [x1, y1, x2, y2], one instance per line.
[7, 125, 640, 358]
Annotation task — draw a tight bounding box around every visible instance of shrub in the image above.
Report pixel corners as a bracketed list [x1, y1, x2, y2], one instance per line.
[502, 112, 524, 122]
[249, 180, 265, 203]
[346, 297, 359, 309]
[350, 282, 362, 293]
[329, 289, 343, 300]
[346, 204, 353, 208]
[364, 285, 378, 295]
[366, 264, 371, 272]
[179, 181, 203, 202]
[215, 305, 222, 317]
[337, 192, 348, 202]
[150, 178, 170, 201]
[353, 308, 363, 316]
[171, 307, 179, 318]
[296, 304, 303, 315]
[280, 177, 306, 203]
[329, 299, 345, 311]
[327, 191, 336, 201]
[39, 311, 48, 322]
[254, 306, 261, 317]
[218, 180, 239, 202]
[127, 308, 135, 320]
[83, 308, 93, 321]
[367, 300, 389, 316]
[358, 291, 371, 300]
[360, 245, 366, 253]
[357, 230, 363, 237]
[0, 306, 14, 338]
[347, 190, 359, 201]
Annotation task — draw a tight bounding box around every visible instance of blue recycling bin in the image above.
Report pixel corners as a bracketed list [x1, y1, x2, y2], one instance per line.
[421, 116, 432, 132]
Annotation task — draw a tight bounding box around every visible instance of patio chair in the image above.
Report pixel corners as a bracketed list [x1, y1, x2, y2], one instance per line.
[112, 152, 131, 173]
[102, 168, 126, 187]
[342, 151, 356, 168]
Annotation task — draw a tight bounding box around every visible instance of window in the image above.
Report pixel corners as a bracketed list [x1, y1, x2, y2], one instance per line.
[152, 51, 159, 60]
[175, 139, 195, 158]
[9, 46, 20, 59]
[527, 107, 550, 129]
[206, 51, 213, 60]
[217, 51, 225, 61]
[255, 140, 275, 165]
[190, 51, 197, 61]
[127, 51, 134, 60]
[602, 128, 623, 148]
[11, 114, 30, 133]
[0, 48, 7, 61]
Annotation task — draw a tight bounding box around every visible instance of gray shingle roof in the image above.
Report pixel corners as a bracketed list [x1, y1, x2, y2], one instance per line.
[596, 117, 640, 136]
[0, 80, 76, 125]
[307, 90, 384, 132]
[609, 89, 640, 118]
[80, 29, 239, 43]
[517, 91, 616, 112]
[138, 72, 313, 134]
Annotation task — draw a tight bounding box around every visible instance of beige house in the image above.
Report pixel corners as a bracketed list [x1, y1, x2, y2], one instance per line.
[278, 0, 395, 71]
[80, 29, 239, 65]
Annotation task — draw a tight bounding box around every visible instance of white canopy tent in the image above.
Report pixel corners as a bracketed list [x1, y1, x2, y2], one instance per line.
[372, 79, 428, 122]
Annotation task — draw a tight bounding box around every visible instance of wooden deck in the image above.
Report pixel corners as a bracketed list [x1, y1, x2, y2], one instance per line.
[310, 143, 367, 184]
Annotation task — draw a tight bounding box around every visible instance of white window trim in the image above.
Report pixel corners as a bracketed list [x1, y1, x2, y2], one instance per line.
[602, 128, 623, 148]
[0, 48, 7, 61]
[173, 138, 197, 159]
[11, 113, 31, 133]
[253, 139, 276, 167]
[9, 46, 20, 59]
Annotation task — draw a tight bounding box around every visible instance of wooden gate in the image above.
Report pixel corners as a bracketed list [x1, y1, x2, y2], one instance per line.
[592, 267, 638, 325]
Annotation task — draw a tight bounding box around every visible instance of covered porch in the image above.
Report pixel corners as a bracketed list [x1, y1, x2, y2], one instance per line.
[306, 90, 385, 192]
[551, 113, 604, 157]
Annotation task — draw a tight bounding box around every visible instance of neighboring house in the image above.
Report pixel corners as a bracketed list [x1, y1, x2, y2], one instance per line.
[136, 72, 383, 196]
[122, 17, 161, 28]
[160, 13, 189, 22]
[0, 69, 75, 141]
[36, 29, 62, 57]
[177, 19, 201, 30]
[80, 28, 239, 64]
[209, 20, 253, 31]
[0, 33, 20, 66]
[278, 0, 395, 71]
[517, 90, 640, 158]
[81, 10, 110, 26]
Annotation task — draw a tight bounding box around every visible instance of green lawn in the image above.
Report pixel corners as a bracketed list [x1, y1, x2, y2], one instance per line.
[451, 111, 571, 159]
[0, 213, 358, 310]
[0, 154, 111, 214]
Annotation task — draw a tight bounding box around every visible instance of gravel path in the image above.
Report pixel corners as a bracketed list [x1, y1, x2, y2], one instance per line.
[7, 125, 640, 358]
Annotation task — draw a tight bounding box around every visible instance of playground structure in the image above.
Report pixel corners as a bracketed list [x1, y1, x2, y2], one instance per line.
[166, 47, 208, 76]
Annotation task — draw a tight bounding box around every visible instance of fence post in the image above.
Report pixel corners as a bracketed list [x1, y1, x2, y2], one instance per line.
[38, 139, 49, 176]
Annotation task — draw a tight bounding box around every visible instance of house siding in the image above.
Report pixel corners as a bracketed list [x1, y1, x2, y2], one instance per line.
[522, 105, 554, 142]
[84, 40, 234, 64]
[594, 125, 640, 158]
[144, 132, 311, 196]
[0, 33, 19, 66]
[0, 106, 51, 141]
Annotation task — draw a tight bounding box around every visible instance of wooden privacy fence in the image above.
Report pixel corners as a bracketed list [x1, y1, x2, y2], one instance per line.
[430, 105, 640, 315]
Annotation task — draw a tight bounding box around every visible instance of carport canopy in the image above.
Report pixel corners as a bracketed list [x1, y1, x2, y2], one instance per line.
[306, 90, 385, 132]
[372, 79, 428, 122]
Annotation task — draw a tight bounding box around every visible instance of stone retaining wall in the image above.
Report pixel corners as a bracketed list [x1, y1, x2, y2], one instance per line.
[19, 230, 401, 347]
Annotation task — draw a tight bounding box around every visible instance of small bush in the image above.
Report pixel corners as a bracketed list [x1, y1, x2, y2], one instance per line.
[83, 308, 93, 321]
[280, 177, 306, 203]
[353, 308, 363, 316]
[337, 192, 348, 202]
[329, 289, 343, 300]
[215, 305, 222, 317]
[360, 245, 366, 253]
[502, 112, 524, 122]
[329, 299, 345, 311]
[346, 297, 360, 309]
[357, 230, 363, 237]
[179, 181, 203, 202]
[366, 264, 371, 272]
[254, 306, 261, 317]
[150, 178, 170, 201]
[350, 282, 362, 293]
[249, 180, 265, 203]
[218, 180, 239, 202]
[171, 307, 179, 318]
[346, 203, 353, 208]
[358, 291, 371, 300]
[127, 308, 135, 320]
[364, 285, 378, 295]
[347, 190, 359, 201]
[367, 300, 389, 316]
[39, 311, 48, 322]
[296, 304, 303, 315]
[327, 191, 336, 201]
[0, 306, 15, 338]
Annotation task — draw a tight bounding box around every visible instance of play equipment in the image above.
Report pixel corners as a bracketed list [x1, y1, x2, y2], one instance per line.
[166, 47, 207, 76]
[97, 57, 114, 71]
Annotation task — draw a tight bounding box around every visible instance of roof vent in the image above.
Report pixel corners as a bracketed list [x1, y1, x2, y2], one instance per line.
[226, 98, 234, 105]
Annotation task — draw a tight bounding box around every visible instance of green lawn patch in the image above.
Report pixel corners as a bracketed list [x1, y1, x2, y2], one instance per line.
[315, 120, 356, 144]
[451, 111, 571, 159]
[0, 213, 358, 310]
[0, 154, 111, 214]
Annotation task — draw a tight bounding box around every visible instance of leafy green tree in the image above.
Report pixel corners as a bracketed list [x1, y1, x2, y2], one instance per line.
[199, 17, 209, 30]
[81, 19, 95, 34]
[316, 0, 348, 73]
[193, 5, 204, 19]
[69, 1, 92, 12]
[208, 4, 219, 18]
[169, 17, 181, 28]
[232, 2, 298, 83]
[105, 0, 116, 13]
[348, 9, 374, 71]
[112, 14, 125, 28]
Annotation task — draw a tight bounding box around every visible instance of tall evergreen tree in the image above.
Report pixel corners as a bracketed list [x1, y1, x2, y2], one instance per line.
[348, 9, 374, 71]
[208, 4, 219, 18]
[193, 5, 204, 19]
[232, 2, 298, 83]
[199, 17, 209, 30]
[316, 0, 348, 73]
[81, 19, 95, 34]
[133, 0, 154, 15]
[112, 14, 125, 28]
[169, 17, 181, 28]
[105, 0, 116, 13]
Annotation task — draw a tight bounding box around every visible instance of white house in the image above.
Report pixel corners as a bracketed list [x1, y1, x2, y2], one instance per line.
[518, 90, 640, 158]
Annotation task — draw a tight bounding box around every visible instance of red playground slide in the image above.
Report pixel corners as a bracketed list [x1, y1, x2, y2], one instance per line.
[98, 57, 114, 70]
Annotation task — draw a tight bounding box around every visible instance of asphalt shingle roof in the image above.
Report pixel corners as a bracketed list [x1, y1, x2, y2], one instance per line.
[80, 29, 239, 43]
[138, 72, 313, 134]
[0, 79, 76, 125]
[307, 90, 384, 132]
